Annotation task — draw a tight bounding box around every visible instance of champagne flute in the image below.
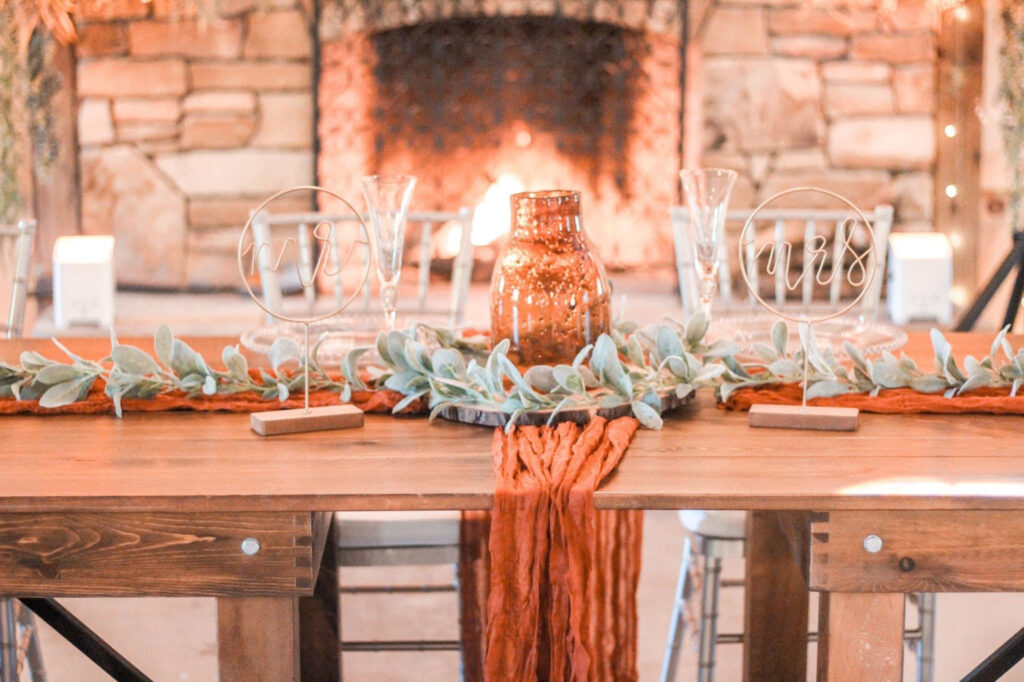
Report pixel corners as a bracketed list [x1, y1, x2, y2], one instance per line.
[679, 168, 737, 322]
[361, 173, 417, 332]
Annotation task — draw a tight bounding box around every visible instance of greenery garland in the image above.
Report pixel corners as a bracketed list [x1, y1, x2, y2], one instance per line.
[2, 315, 1023, 431]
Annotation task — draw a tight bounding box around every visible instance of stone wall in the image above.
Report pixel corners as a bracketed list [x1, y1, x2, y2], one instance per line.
[75, 0, 315, 288]
[693, 0, 937, 231]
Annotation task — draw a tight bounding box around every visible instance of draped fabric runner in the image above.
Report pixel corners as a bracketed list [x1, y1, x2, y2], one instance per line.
[483, 417, 642, 682]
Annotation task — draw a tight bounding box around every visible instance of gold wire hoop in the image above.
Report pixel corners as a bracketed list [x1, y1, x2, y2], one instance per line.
[237, 185, 372, 325]
[737, 186, 877, 325]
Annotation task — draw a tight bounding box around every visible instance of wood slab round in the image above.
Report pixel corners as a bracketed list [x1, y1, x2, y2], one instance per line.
[437, 387, 694, 428]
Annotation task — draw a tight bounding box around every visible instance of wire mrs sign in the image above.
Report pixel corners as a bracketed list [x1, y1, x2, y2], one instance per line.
[738, 187, 878, 432]
[237, 185, 371, 436]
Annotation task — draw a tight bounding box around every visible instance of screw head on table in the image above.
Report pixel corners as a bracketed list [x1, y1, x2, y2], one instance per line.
[240, 538, 261, 556]
[863, 534, 883, 553]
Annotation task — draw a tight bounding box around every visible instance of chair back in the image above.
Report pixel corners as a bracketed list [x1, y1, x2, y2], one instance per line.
[250, 208, 475, 326]
[0, 220, 36, 340]
[670, 205, 893, 320]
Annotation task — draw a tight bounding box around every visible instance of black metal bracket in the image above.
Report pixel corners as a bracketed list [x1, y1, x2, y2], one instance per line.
[956, 231, 1024, 332]
[17, 598, 153, 682]
[961, 624, 1024, 682]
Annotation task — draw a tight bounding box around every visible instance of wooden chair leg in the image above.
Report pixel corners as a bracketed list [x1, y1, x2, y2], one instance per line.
[818, 592, 905, 682]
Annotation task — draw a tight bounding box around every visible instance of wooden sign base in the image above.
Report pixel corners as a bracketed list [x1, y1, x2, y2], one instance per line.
[748, 404, 858, 432]
[251, 404, 364, 436]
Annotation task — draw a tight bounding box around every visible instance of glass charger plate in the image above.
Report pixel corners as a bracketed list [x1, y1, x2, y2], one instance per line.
[708, 311, 908, 359]
[240, 311, 457, 364]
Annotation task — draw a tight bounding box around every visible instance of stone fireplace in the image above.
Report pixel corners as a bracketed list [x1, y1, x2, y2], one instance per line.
[72, 0, 943, 291]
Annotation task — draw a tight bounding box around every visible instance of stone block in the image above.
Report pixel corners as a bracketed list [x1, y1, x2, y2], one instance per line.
[704, 58, 823, 153]
[702, 6, 768, 55]
[76, 24, 128, 57]
[155, 149, 314, 197]
[78, 98, 115, 146]
[852, 33, 934, 63]
[771, 36, 847, 59]
[773, 148, 827, 171]
[112, 98, 180, 123]
[188, 194, 313, 227]
[181, 113, 257, 149]
[183, 91, 256, 113]
[129, 19, 244, 58]
[893, 64, 935, 114]
[252, 93, 313, 148]
[79, 0, 148, 20]
[767, 7, 873, 35]
[189, 61, 312, 91]
[760, 169, 893, 209]
[828, 116, 935, 169]
[78, 59, 187, 98]
[81, 145, 187, 287]
[243, 10, 312, 59]
[116, 120, 178, 142]
[822, 61, 890, 83]
[824, 83, 894, 117]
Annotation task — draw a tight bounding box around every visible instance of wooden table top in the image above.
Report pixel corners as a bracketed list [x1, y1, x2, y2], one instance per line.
[1, 332, 1022, 513]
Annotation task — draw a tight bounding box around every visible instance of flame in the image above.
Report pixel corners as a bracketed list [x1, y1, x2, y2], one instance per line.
[472, 173, 525, 246]
[437, 173, 525, 259]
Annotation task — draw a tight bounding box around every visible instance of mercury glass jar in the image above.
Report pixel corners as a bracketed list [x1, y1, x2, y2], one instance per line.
[490, 190, 611, 365]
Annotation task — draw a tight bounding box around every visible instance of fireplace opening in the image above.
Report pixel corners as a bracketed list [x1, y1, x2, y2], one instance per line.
[318, 3, 686, 272]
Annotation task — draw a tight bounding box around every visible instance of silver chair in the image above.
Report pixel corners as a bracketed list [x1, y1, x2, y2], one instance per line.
[664, 204, 932, 682]
[250, 208, 474, 326]
[0, 219, 45, 681]
[1, 220, 36, 340]
[670, 205, 895, 319]
[248, 208, 475, 671]
[660, 511, 935, 682]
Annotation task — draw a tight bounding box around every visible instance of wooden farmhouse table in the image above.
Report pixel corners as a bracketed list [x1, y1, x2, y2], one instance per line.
[1, 332, 1023, 681]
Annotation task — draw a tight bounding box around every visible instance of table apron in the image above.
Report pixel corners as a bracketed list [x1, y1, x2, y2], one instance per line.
[810, 510, 1024, 593]
[0, 511, 331, 597]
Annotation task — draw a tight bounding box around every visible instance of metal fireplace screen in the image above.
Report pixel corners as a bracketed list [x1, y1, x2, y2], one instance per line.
[318, 1, 686, 268]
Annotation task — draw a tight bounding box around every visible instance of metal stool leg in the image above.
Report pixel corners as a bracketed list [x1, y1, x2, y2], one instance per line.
[0, 600, 17, 682]
[917, 593, 936, 682]
[16, 603, 46, 682]
[697, 551, 723, 682]
[661, 536, 693, 682]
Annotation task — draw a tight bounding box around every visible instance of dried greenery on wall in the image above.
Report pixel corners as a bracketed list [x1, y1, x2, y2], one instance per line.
[1001, 0, 1024, 231]
[0, 0, 71, 224]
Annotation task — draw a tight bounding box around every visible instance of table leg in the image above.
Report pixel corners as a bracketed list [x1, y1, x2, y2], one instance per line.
[817, 592, 904, 681]
[299, 514, 341, 681]
[743, 511, 809, 682]
[217, 596, 300, 681]
[217, 513, 340, 682]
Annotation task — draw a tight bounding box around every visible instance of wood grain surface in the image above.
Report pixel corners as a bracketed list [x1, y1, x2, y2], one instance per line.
[810, 510, 1024, 593]
[0, 333, 1022, 513]
[0, 512, 316, 596]
[817, 592, 905, 682]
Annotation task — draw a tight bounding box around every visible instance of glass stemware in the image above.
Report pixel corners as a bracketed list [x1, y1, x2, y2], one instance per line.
[361, 173, 417, 332]
[679, 168, 737, 321]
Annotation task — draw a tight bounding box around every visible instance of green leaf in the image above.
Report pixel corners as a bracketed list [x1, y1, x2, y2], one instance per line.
[524, 365, 557, 393]
[657, 326, 684, 361]
[202, 375, 217, 395]
[268, 338, 300, 372]
[631, 400, 663, 429]
[276, 382, 289, 402]
[685, 312, 709, 348]
[34, 363, 78, 385]
[155, 325, 174, 367]
[222, 345, 249, 379]
[930, 328, 952, 363]
[552, 365, 585, 393]
[571, 344, 593, 368]
[910, 375, 949, 394]
[772, 321, 788, 357]
[805, 380, 850, 400]
[752, 343, 778, 363]
[112, 345, 162, 376]
[870, 362, 906, 389]
[431, 348, 466, 380]
[39, 377, 92, 409]
[393, 389, 427, 414]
